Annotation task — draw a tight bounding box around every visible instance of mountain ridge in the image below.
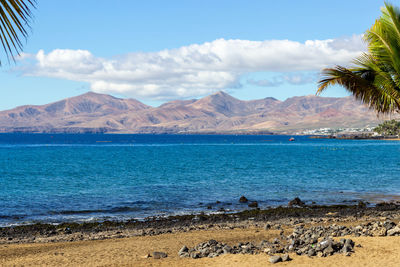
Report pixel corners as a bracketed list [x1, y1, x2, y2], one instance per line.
[0, 91, 391, 134]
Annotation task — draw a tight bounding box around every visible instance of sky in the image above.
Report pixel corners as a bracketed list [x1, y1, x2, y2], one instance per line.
[0, 0, 386, 110]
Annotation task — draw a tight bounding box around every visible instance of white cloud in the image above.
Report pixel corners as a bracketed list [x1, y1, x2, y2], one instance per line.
[248, 72, 318, 87]
[19, 35, 366, 100]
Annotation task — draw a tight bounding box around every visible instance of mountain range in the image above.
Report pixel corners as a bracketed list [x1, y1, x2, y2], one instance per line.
[0, 91, 390, 134]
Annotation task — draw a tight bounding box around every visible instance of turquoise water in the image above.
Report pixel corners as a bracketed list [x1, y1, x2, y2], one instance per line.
[1, 134, 400, 226]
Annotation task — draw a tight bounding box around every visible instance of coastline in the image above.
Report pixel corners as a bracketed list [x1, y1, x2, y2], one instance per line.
[1, 203, 400, 266]
[2, 202, 400, 244]
[2, 191, 400, 229]
[309, 134, 400, 140]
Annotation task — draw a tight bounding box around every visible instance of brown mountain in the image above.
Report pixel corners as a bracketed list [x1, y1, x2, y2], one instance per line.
[0, 91, 391, 133]
[0, 92, 150, 133]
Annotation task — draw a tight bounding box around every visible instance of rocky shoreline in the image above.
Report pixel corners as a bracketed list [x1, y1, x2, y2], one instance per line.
[1, 199, 400, 245]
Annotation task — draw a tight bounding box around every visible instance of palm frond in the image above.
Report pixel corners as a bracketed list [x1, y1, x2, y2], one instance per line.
[318, 2, 400, 114]
[317, 66, 400, 113]
[0, 0, 36, 64]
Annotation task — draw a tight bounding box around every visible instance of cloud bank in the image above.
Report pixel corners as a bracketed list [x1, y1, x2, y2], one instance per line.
[247, 72, 318, 87]
[19, 35, 366, 100]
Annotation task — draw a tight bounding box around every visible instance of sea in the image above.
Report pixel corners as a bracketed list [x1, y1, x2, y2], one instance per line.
[1, 133, 400, 227]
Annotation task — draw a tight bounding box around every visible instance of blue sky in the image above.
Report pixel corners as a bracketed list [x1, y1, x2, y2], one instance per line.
[0, 0, 385, 110]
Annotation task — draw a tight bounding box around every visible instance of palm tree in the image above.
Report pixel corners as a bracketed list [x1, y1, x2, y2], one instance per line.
[317, 2, 400, 114]
[0, 0, 36, 64]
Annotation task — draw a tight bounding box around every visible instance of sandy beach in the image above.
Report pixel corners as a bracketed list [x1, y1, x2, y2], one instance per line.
[1, 225, 400, 266]
[2, 203, 400, 266]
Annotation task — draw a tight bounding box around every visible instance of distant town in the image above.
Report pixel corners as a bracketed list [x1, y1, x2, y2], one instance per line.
[297, 126, 377, 135]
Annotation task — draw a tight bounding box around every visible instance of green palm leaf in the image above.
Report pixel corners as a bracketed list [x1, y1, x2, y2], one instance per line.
[318, 2, 400, 114]
[0, 0, 35, 65]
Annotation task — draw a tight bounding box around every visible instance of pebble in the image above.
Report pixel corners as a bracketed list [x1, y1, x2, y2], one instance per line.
[153, 251, 167, 259]
[269, 255, 282, 264]
[281, 254, 291, 262]
[387, 226, 400, 236]
[178, 245, 188, 257]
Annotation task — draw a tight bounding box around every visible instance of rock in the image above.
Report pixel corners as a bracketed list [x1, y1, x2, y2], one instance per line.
[372, 228, 386, 237]
[345, 239, 355, 248]
[178, 245, 189, 255]
[387, 226, 400, 236]
[281, 254, 292, 262]
[208, 252, 219, 258]
[179, 252, 190, 258]
[239, 196, 248, 203]
[342, 244, 352, 253]
[383, 221, 396, 230]
[323, 245, 335, 255]
[263, 248, 272, 254]
[248, 201, 258, 208]
[241, 246, 250, 253]
[269, 255, 282, 264]
[141, 253, 151, 259]
[319, 239, 332, 250]
[264, 223, 271, 230]
[298, 247, 308, 255]
[308, 249, 316, 257]
[208, 239, 218, 246]
[223, 245, 232, 254]
[354, 225, 363, 231]
[190, 251, 201, 259]
[200, 248, 211, 256]
[288, 197, 305, 207]
[153, 251, 168, 259]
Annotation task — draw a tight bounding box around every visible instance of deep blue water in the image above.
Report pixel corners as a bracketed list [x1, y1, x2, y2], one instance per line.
[1, 133, 400, 226]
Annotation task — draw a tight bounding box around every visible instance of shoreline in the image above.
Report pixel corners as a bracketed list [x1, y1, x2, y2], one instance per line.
[2, 201, 400, 245]
[2, 192, 400, 229]
[1, 203, 400, 266]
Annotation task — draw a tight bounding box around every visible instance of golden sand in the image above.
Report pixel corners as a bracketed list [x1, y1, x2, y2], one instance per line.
[1, 227, 399, 267]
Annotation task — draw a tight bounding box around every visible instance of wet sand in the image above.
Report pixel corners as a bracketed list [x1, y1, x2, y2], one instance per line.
[1, 227, 400, 267]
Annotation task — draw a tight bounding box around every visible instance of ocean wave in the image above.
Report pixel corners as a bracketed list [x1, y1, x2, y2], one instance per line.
[48, 206, 147, 216]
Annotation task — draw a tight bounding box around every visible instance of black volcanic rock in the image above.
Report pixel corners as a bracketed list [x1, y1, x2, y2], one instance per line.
[288, 197, 305, 207]
[239, 196, 248, 203]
